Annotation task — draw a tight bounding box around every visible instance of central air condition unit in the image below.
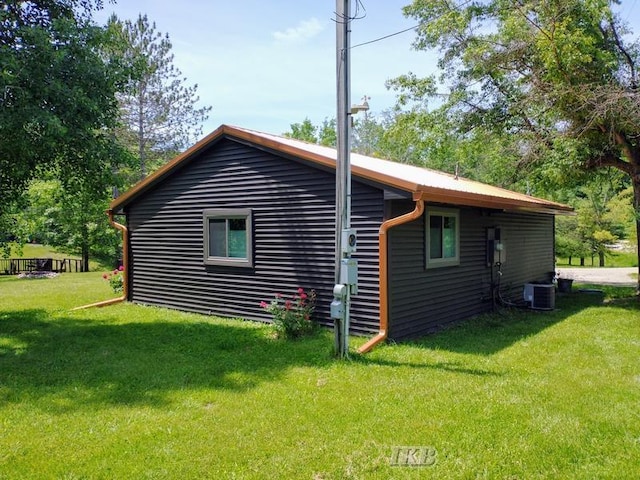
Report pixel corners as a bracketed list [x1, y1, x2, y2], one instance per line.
[523, 283, 555, 310]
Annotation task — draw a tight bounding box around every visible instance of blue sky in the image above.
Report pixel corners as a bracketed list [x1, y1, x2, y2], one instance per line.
[95, 1, 436, 136]
[96, 1, 640, 138]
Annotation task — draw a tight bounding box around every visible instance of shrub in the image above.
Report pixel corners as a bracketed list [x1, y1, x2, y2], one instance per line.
[260, 288, 316, 339]
[103, 266, 124, 293]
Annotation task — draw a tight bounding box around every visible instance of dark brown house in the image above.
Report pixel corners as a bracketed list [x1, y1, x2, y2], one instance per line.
[109, 125, 572, 351]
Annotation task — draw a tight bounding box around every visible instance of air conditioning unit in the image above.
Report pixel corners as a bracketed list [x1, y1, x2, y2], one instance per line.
[523, 283, 555, 310]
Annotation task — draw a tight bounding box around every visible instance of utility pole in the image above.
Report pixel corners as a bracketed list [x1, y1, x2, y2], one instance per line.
[331, 0, 358, 358]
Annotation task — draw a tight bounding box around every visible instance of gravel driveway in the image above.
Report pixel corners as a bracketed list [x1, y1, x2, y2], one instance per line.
[555, 267, 637, 286]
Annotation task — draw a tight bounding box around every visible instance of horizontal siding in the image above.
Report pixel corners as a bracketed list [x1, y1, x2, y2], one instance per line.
[126, 138, 383, 335]
[388, 203, 555, 340]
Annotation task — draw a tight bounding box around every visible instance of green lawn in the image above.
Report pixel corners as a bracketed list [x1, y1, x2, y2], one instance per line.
[557, 249, 638, 267]
[1, 274, 639, 479]
[7, 243, 110, 271]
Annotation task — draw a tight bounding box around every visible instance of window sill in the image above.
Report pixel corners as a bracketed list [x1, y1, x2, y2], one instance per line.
[204, 257, 253, 268]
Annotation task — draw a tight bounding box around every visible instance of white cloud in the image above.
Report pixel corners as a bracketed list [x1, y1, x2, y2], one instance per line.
[273, 17, 324, 43]
[96, 1, 437, 135]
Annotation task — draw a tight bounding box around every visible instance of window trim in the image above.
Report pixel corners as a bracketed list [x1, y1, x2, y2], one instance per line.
[426, 208, 460, 269]
[203, 208, 253, 267]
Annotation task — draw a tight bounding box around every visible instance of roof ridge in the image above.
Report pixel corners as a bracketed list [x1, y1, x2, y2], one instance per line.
[110, 124, 573, 215]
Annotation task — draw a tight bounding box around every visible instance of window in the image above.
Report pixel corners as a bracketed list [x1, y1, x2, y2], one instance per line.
[203, 209, 253, 267]
[426, 209, 459, 268]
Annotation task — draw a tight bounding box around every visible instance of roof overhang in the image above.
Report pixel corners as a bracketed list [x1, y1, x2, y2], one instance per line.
[110, 124, 573, 216]
[411, 190, 574, 215]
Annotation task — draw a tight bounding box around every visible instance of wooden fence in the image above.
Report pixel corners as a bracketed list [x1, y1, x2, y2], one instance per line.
[0, 258, 85, 275]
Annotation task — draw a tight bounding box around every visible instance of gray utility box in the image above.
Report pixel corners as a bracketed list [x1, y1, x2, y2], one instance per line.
[523, 283, 555, 310]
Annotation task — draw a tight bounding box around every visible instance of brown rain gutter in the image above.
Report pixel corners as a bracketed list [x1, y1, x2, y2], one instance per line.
[72, 209, 128, 310]
[358, 197, 425, 354]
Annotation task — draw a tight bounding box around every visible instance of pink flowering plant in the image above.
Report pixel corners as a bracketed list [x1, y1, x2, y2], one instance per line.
[103, 266, 124, 293]
[260, 288, 316, 339]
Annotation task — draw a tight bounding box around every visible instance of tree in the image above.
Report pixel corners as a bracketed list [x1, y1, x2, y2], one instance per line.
[556, 215, 590, 265]
[15, 179, 60, 245]
[352, 113, 386, 157]
[284, 117, 339, 147]
[16, 178, 120, 270]
[284, 118, 319, 143]
[592, 229, 617, 266]
[109, 14, 212, 181]
[394, 0, 640, 291]
[555, 170, 633, 266]
[603, 185, 637, 242]
[47, 183, 119, 271]
[378, 106, 521, 186]
[0, 1, 123, 194]
[318, 118, 337, 147]
[0, 0, 131, 253]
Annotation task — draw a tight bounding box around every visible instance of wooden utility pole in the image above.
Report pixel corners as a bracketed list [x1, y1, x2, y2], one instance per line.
[333, 0, 353, 358]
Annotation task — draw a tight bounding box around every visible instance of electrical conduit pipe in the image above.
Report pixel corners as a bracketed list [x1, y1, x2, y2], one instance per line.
[358, 198, 424, 354]
[72, 209, 128, 310]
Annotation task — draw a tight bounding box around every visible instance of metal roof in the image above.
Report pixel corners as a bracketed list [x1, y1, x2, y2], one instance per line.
[110, 124, 573, 215]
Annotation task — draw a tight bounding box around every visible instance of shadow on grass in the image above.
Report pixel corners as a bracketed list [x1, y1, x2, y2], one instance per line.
[391, 287, 639, 356]
[354, 355, 504, 376]
[0, 309, 332, 410]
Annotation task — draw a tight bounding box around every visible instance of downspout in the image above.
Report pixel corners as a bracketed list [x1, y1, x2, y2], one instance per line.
[72, 209, 128, 310]
[358, 197, 424, 354]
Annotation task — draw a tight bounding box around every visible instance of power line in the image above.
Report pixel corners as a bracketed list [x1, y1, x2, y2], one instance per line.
[624, 0, 638, 21]
[350, 0, 474, 50]
[332, 0, 367, 24]
[351, 24, 419, 49]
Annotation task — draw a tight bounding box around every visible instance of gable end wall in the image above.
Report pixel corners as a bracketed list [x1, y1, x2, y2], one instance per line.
[125, 138, 383, 334]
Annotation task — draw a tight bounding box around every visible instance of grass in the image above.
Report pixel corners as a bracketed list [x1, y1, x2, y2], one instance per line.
[6, 243, 109, 271]
[1, 275, 639, 479]
[556, 249, 638, 267]
[9, 242, 71, 260]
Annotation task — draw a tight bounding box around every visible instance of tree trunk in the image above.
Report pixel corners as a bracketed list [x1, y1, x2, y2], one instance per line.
[599, 251, 605, 267]
[82, 244, 89, 273]
[81, 223, 90, 273]
[138, 87, 146, 180]
[568, 255, 572, 266]
[633, 178, 640, 295]
[138, 99, 146, 180]
[580, 257, 585, 266]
